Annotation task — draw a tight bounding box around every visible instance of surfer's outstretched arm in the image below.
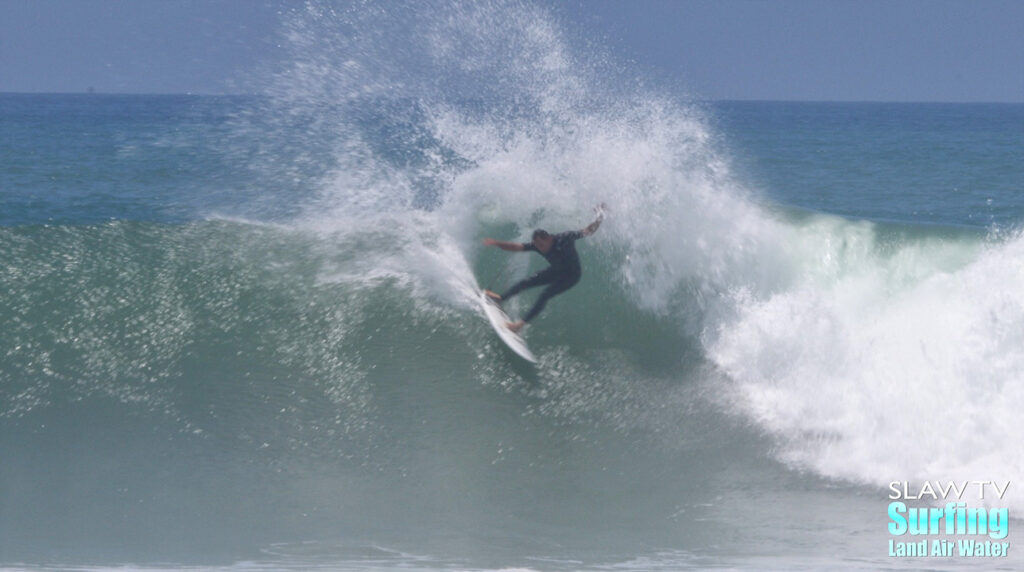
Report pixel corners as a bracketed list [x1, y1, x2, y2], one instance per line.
[483, 238, 525, 251]
[580, 218, 601, 237]
[580, 205, 605, 236]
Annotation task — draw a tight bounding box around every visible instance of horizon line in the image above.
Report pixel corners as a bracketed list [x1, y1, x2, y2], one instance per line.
[1, 90, 1022, 106]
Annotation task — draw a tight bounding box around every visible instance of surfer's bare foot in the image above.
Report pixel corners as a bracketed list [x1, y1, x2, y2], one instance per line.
[507, 320, 526, 333]
[484, 289, 502, 301]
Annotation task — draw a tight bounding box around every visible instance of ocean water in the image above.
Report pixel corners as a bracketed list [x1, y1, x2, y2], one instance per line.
[2, 2, 1023, 571]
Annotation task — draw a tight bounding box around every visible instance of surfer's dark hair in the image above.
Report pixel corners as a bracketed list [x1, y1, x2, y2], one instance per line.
[532, 229, 551, 241]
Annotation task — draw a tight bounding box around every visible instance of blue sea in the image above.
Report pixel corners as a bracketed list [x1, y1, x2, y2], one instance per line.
[2, 2, 1023, 571]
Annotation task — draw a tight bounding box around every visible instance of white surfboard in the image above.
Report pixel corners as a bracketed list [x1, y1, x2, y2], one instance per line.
[479, 290, 537, 363]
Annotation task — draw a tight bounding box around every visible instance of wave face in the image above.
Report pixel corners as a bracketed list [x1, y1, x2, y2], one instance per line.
[2, 1, 1023, 569]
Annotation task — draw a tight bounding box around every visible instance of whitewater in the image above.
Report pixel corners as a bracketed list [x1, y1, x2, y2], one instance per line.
[2, 1, 1022, 570]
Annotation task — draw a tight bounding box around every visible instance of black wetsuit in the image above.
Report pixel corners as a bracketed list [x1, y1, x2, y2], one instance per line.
[500, 230, 584, 323]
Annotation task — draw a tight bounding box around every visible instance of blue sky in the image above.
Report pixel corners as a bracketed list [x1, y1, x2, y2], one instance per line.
[1, 0, 1021, 102]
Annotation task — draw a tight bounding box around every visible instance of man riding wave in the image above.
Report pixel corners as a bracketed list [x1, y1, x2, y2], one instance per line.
[482, 205, 604, 333]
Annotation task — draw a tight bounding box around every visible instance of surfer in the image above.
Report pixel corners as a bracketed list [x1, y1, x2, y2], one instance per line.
[482, 205, 604, 333]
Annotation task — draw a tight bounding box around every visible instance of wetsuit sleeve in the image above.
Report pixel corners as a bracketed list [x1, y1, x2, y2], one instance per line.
[521, 242, 536, 252]
[560, 230, 584, 241]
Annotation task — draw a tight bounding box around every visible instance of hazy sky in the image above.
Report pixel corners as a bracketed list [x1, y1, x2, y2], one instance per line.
[1, 0, 1021, 102]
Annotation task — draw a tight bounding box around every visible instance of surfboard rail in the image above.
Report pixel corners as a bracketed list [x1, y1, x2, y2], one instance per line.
[479, 290, 537, 363]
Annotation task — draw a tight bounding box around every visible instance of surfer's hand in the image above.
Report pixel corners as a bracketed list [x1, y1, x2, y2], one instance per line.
[483, 238, 498, 246]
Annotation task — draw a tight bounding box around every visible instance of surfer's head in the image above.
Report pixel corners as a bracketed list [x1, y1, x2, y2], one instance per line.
[531, 229, 553, 252]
